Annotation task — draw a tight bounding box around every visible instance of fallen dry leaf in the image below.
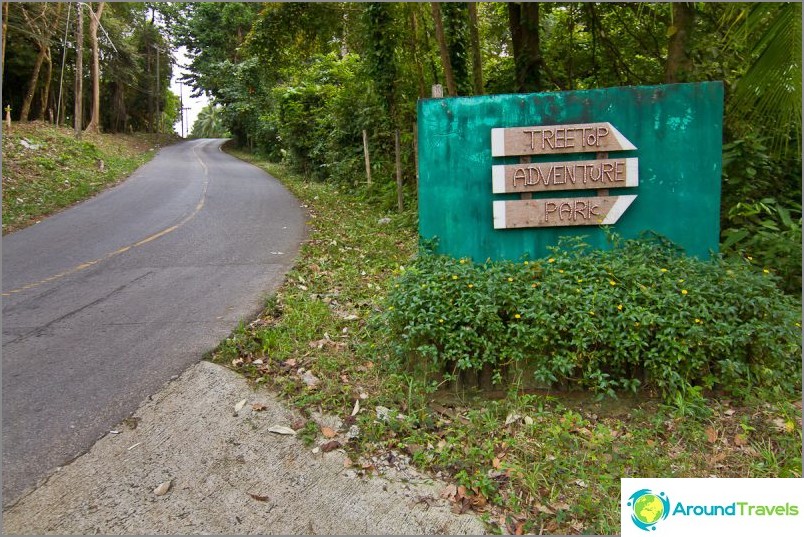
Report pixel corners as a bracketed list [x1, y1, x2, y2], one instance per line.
[267, 425, 297, 435]
[734, 433, 749, 447]
[492, 457, 502, 470]
[234, 399, 247, 413]
[153, 480, 172, 496]
[321, 426, 337, 439]
[252, 403, 267, 412]
[440, 484, 457, 500]
[320, 440, 342, 452]
[249, 493, 270, 502]
[705, 426, 718, 443]
[504, 413, 521, 426]
[351, 399, 360, 416]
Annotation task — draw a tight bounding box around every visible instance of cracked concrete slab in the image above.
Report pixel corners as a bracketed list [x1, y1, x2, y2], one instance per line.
[2, 361, 486, 535]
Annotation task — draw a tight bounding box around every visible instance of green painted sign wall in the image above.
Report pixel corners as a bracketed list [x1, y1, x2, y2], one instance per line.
[417, 82, 723, 261]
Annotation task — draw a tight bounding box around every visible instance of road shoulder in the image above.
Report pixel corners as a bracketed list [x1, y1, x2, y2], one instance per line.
[2, 361, 485, 535]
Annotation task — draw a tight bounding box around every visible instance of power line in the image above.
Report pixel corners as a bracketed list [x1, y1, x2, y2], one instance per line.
[84, 1, 118, 55]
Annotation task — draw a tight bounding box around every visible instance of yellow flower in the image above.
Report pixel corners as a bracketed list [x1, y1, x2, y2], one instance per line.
[508, 277, 514, 282]
[635, 322, 641, 327]
[617, 304, 623, 311]
[548, 258, 555, 263]
[532, 283, 538, 288]
[459, 259, 466, 264]
[589, 311, 595, 316]
[795, 323, 801, 328]
[439, 319, 444, 323]
[514, 314, 521, 319]
[763, 269, 770, 274]
[678, 279, 685, 283]
[388, 306, 394, 310]
[468, 284, 474, 288]
[452, 275, 458, 280]
[681, 289, 688, 295]
[660, 268, 668, 273]
[523, 261, 529, 265]
[577, 279, 583, 283]
[558, 269, 564, 274]
[747, 256, 753, 261]
[695, 318, 702, 324]
[609, 280, 617, 286]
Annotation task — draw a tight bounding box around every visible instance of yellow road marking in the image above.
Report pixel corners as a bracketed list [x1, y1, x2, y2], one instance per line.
[2, 142, 211, 297]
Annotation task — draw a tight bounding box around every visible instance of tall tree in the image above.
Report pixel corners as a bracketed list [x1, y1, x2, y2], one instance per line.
[18, 3, 61, 121]
[508, 2, 541, 93]
[441, 2, 471, 95]
[2, 1, 8, 79]
[468, 2, 484, 95]
[665, 2, 696, 83]
[430, 2, 456, 95]
[85, 2, 105, 133]
[74, 1, 83, 137]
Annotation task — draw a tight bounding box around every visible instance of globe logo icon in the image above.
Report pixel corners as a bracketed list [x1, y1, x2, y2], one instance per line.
[627, 489, 670, 531]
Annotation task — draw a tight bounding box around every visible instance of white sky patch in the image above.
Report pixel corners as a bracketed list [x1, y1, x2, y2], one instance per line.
[170, 46, 209, 137]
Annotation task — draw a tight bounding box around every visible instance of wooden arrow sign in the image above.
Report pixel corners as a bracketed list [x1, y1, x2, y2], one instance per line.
[492, 157, 638, 194]
[491, 122, 636, 157]
[493, 195, 637, 229]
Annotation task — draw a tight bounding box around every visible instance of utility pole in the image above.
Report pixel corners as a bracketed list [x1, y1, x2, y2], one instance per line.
[179, 81, 186, 138]
[74, 2, 83, 138]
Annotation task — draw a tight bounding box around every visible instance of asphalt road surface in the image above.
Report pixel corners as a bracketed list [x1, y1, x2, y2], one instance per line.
[2, 139, 305, 506]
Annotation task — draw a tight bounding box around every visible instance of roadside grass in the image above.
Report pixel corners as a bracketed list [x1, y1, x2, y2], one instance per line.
[2, 121, 175, 234]
[212, 149, 802, 535]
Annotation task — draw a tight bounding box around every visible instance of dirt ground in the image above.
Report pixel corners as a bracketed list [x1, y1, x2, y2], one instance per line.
[2, 361, 485, 535]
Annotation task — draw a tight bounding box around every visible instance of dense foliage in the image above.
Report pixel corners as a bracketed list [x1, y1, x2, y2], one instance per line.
[167, 1, 802, 294]
[382, 236, 802, 402]
[2, 2, 179, 134]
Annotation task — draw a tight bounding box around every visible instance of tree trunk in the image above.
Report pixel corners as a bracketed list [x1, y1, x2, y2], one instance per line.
[409, 7, 427, 98]
[2, 1, 8, 79]
[75, 2, 83, 137]
[508, 2, 541, 93]
[430, 2, 456, 96]
[665, 2, 696, 83]
[85, 2, 104, 133]
[468, 2, 483, 95]
[20, 45, 46, 122]
[38, 47, 52, 121]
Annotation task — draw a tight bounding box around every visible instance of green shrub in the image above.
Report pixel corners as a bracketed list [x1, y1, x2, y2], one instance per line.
[381, 235, 802, 402]
[721, 198, 802, 296]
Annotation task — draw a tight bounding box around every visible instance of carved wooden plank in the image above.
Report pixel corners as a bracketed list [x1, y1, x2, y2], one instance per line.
[491, 122, 636, 157]
[492, 157, 638, 194]
[493, 195, 637, 229]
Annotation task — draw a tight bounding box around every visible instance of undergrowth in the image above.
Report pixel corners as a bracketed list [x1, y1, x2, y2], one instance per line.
[211, 150, 802, 535]
[381, 235, 802, 403]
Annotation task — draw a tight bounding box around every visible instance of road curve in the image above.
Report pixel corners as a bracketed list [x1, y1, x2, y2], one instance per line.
[2, 139, 306, 506]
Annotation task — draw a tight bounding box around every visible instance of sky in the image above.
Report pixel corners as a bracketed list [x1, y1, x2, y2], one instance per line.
[169, 46, 209, 137]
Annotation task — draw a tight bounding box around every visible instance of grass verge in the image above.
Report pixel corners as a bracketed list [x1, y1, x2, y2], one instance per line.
[2, 121, 177, 234]
[211, 148, 802, 535]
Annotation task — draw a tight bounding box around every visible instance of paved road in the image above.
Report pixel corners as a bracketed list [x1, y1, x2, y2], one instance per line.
[2, 139, 305, 506]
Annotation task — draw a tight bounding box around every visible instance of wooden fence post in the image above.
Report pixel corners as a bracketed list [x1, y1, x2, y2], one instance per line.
[362, 129, 372, 187]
